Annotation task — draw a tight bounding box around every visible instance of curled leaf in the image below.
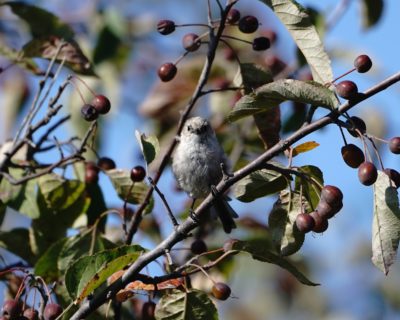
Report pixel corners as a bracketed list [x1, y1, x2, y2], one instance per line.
[292, 141, 320, 157]
[135, 130, 160, 165]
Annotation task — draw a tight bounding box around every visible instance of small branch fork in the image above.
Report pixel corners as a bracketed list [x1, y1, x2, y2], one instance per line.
[70, 65, 400, 318]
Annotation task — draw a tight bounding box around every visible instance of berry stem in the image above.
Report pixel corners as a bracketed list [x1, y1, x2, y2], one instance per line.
[221, 34, 252, 45]
[368, 137, 385, 170]
[71, 75, 96, 96]
[331, 67, 356, 84]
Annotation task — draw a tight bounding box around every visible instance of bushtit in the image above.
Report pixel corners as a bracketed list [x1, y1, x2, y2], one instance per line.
[172, 117, 237, 233]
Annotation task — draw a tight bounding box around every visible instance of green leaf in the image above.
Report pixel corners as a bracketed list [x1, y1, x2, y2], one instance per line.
[268, 190, 307, 256]
[22, 37, 96, 76]
[35, 237, 68, 282]
[38, 174, 86, 210]
[372, 171, 400, 274]
[294, 165, 323, 210]
[233, 168, 287, 202]
[231, 239, 318, 286]
[228, 79, 337, 122]
[135, 131, 160, 166]
[2, 1, 74, 38]
[106, 169, 151, 204]
[361, 0, 384, 29]
[0, 44, 41, 74]
[234, 63, 273, 93]
[258, 0, 333, 83]
[85, 183, 108, 231]
[65, 245, 145, 302]
[0, 228, 35, 264]
[58, 229, 115, 272]
[155, 289, 218, 320]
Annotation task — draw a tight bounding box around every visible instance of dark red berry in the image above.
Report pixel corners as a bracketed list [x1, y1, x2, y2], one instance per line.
[389, 137, 400, 154]
[23, 308, 38, 320]
[238, 16, 259, 34]
[261, 29, 277, 45]
[226, 9, 241, 24]
[142, 301, 156, 320]
[341, 144, 365, 168]
[97, 157, 116, 170]
[81, 104, 98, 121]
[43, 303, 63, 320]
[346, 116, 367, 137]
[320, 185, 343, 205]
[252, 37, 270, 51]
[91, 95, 111, 114]
[190, 239, 208, 254]
[2, 299, 22, 318]
[316, 200, 343, 219]
[358, 162, 378, 186]
[310, 211, 329, 233]
[211, 282, 231, 300]
[85, 161, 99, 184]
[158, 63, 177, 82]
[265, 55, 287, 75]
[295, 213, 315, 233]
[130, 165, 146, 182]
[384, 168, 400, 188]
[336, 80, 358, 100]
[354, 54, 372, 73]
[157, 20, 175, 35]
[182, 33, 201, 52]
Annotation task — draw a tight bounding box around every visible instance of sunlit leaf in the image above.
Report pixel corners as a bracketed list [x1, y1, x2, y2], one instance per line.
[258, 0, 333, 83]
[135, 131, 160, 165]
[294, 165, 323, 210]
[106, 169, 151, 205]
[268, 190, 308, 256]
[155, 289, 218, 320]
[372, 171, 400, 274]
[228, 79, 337, 122]
[231, 239, 318, 286]
[361, 0, 384, 29]
[234, 168, 287, 202]
[292, 141, 320, 157]
[65, 245, 145, 302]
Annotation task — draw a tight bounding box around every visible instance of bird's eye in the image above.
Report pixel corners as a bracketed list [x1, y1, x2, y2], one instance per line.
[187, 125, 192, 132]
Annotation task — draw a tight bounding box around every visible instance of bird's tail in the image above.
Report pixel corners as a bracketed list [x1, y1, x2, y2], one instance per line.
[210, 195, 238, 233]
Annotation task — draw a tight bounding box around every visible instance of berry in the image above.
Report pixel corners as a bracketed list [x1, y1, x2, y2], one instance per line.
[384, 168, 400, 188]
[346, 116, 366, 137]
[182, 33, 201, 52]
[130, 165, 146, 182]
[310, 211, 329, 233]
[354, 54, 372, 73]
[23, 308, 38, 320]
[91, 95, 111, 114]
[226, 9, 241, 24]
[43, 303, 63, 320]
[238, 16, 259, 34]
[158, 63, 177, 82]
[157, 20, 175, 35]
[336, 80, 358, 100]
[358, 162, 378, 186]
[211, 282, 231, 300]
[252, 37, 270, 51]
[97, 157, 116, 170]
[316, 200, 342, 220]
[265, 55, 287, 75]
[341, 144, 365, 168]
[85, 161, 99, 184]
[190, 239, 208, 255]
[295, 213, 315, 233]
[261, 29, 277, 45]
[320, 185, 343, 206]
[81, 104, 98, 121]
[2, 299, 22, 318]
[141, 301, 156, 320]
[389, 137, 400, 154]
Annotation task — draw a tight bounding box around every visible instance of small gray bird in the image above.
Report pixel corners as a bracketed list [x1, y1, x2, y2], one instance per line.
[172, 117, 237, 233]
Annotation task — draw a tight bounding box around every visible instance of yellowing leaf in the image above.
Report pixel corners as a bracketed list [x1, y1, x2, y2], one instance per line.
[292, 141, 320, 157]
